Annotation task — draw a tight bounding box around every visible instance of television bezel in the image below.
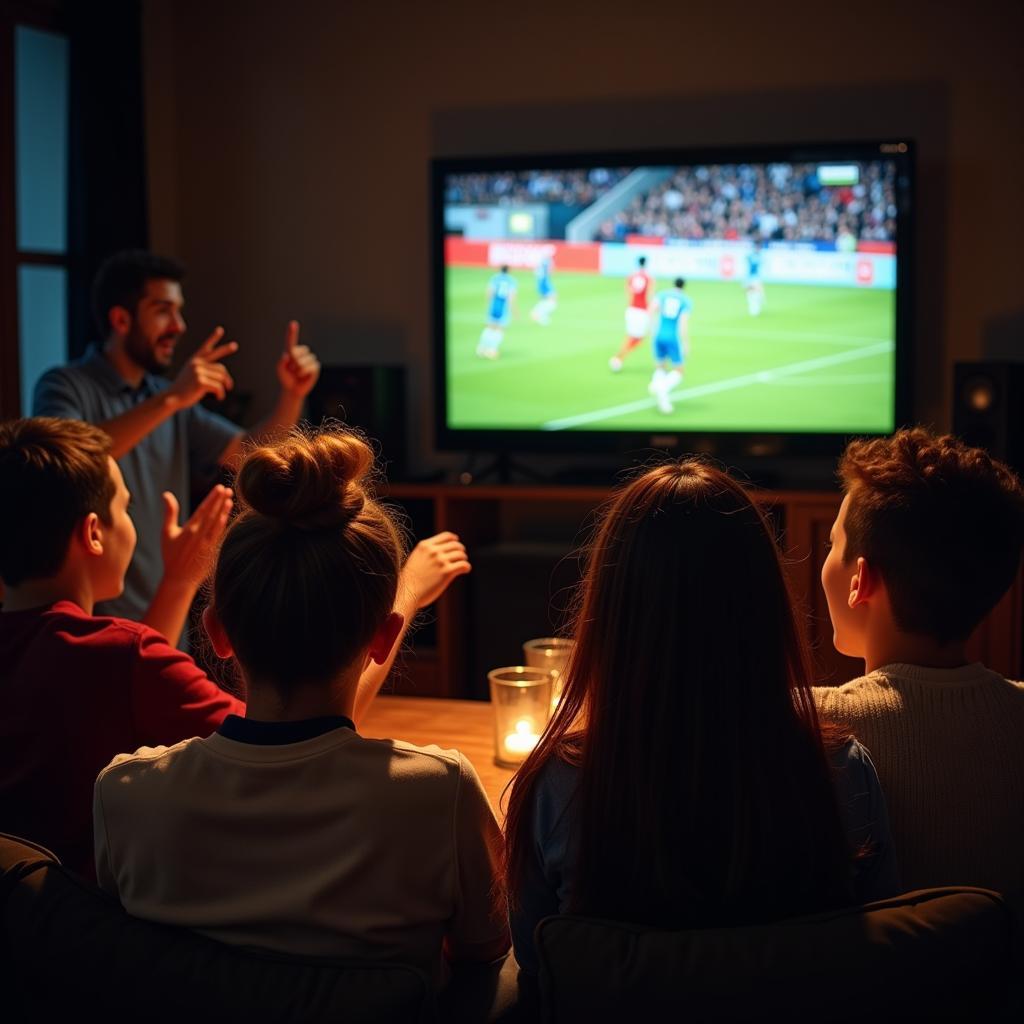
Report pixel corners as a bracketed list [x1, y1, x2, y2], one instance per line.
[430, 140, 914, 461]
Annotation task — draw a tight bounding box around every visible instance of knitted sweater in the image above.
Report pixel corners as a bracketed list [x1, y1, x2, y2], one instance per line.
[813, 663, 1024, 914]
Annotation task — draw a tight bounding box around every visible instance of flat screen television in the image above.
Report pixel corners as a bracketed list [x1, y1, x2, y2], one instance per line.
[431, 141, 913, 463]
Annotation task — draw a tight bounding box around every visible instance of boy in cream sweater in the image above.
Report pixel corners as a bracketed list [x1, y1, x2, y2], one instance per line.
[815, 428, 1024, 914]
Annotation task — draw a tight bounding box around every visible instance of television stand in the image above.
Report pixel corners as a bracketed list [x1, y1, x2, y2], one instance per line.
[457, 453, 547, 485]
[379, 481, 1023, 697]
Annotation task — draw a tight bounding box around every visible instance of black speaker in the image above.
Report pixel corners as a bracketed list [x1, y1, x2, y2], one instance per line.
[953, 362, 1024, 473]
[307, 366, 407, 477]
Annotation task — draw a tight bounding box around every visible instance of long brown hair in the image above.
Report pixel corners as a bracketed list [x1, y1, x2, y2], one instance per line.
[505, 459, 855, 927]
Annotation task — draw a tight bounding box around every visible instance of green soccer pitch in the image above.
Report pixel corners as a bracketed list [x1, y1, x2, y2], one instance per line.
[445, 266, 896, 434]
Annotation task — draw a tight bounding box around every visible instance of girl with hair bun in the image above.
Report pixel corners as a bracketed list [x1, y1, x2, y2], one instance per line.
[94, 428, 509, 986]
[504, 459, 899, 974]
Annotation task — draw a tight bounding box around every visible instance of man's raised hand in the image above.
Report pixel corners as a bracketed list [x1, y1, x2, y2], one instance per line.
[276, 320, 321, 399]
[168, 327, 238, 407]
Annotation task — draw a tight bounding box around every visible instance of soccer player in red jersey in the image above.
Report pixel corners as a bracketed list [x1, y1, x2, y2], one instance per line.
[609, 255, 652, 372]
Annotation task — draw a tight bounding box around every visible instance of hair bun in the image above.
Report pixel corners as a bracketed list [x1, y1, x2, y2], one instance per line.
[236, 431, 373, 530]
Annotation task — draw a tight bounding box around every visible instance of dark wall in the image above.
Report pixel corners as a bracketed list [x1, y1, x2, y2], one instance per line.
[142, 0, 1024, 471]
[69, 0, 148, 357]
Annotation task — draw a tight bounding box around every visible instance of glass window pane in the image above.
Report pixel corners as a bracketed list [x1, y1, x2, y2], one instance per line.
[18, 265, 68, 406]
[15, 26, 69, 253]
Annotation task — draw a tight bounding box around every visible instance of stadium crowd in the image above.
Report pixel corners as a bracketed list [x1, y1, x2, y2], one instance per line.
[445, 167, 630, 207]
[597, 162, 898, 245]
[448, 162, 898, 246]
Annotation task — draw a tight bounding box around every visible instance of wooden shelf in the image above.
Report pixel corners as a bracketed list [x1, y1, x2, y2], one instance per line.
[382, 483, 1022, 697]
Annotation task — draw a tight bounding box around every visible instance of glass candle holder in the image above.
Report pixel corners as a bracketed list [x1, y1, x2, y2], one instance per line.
[489, 666, 554, 768]
[522, 637, 574, 711]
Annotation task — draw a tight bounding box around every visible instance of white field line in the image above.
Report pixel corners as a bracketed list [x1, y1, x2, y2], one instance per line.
[541, 341, 894, 431]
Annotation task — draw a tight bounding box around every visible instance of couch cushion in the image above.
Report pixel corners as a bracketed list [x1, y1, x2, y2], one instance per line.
[0, 833, 432, 1023]
[536, 888, 1011, 1022]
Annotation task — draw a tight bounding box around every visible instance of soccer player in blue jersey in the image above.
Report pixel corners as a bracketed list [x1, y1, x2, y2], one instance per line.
[477, 265, 518, 359]
[529, 254, 556, 326]
[745, 240, 765, 316]
[648, 278, 692, 414]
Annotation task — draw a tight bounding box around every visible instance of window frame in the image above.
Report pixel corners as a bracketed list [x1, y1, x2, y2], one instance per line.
[0, 0, 71, 419]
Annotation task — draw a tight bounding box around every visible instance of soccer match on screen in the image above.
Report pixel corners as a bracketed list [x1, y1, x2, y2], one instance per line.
[442, 160, 899, 434]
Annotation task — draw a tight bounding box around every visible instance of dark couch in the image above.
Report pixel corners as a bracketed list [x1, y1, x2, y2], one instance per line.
[536, 888, 1014, 1021]
[3, 832, 1014, 1023]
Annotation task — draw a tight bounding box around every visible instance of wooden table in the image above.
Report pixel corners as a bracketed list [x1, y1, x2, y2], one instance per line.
[360, 696, 516, 816]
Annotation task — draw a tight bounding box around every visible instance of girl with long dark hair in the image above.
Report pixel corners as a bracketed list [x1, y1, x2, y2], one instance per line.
[504, 460, 898, 972]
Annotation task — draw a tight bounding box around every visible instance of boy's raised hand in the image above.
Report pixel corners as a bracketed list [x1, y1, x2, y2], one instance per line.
[159, 485, 234, 592]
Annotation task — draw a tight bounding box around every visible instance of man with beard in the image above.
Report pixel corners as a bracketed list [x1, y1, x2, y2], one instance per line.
[33, 251, 320, 634]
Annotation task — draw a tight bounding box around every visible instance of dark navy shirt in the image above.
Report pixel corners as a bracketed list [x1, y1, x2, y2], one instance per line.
[33, 346, 241, 623]
[217, 715, 356, 745]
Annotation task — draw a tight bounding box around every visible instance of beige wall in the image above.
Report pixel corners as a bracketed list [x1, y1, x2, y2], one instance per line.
[142, 0, 1024, 471]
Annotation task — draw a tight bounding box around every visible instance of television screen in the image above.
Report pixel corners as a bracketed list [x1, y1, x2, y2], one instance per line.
[432, 143, 912, 454]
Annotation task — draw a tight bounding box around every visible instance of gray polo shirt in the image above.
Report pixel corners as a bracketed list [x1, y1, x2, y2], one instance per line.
[33, 347, 241, 624]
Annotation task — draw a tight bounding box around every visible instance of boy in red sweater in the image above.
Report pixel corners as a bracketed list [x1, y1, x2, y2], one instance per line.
[0, 417, 241, 876]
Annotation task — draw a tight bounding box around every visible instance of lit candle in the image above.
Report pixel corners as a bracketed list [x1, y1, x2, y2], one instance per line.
[503, 718, 540, 755]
